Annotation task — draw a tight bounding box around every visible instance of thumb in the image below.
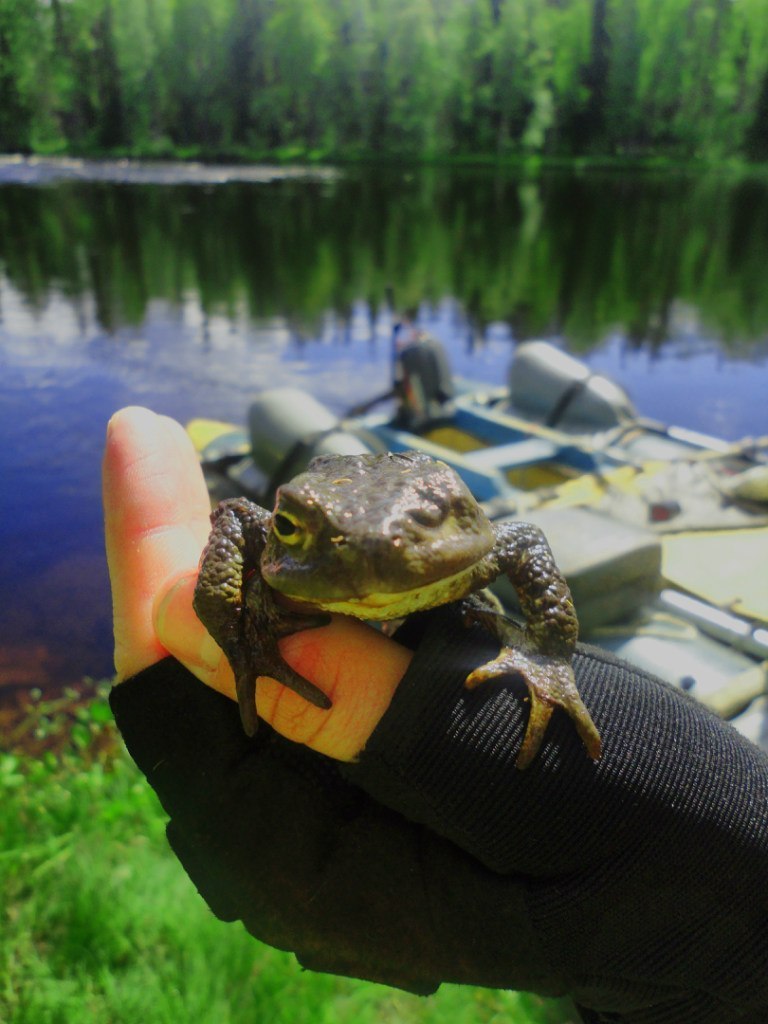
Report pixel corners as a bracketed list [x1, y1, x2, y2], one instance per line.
[155, 575, 411, 762]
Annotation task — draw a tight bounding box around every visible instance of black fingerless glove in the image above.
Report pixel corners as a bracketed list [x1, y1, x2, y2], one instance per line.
[110, 606, 768, 1024]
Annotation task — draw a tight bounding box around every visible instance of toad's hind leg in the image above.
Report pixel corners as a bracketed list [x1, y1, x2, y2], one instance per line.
[463, 602, 601, 769]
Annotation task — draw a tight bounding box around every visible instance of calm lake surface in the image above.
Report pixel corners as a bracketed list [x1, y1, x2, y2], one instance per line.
[1, 159, 767, 695]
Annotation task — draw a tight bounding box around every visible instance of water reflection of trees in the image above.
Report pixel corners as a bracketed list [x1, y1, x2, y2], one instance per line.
[0, 170, 766, 347]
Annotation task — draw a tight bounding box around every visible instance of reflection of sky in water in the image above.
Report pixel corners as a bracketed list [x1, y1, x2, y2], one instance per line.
[0, 276, 766, 693]
[588, 334, 768, 442]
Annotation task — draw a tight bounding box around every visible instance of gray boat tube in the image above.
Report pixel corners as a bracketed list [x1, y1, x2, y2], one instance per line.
[509, 341, 636, 431]
[248, 387, 378, 498]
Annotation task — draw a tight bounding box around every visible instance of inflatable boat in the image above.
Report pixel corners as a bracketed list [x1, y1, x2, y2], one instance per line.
[187, 337, 768, 748]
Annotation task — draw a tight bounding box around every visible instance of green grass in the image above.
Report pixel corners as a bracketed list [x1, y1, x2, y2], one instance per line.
[0, 688, 575, 1024]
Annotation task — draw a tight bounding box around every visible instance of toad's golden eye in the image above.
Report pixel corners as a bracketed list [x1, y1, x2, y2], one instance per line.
[273, 511, 305, 546]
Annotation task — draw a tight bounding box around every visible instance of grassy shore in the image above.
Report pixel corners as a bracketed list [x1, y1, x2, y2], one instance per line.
[1, 686, 574, 1024]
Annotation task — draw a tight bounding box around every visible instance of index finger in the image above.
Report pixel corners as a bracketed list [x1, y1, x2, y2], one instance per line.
[102, 406, 212, 680]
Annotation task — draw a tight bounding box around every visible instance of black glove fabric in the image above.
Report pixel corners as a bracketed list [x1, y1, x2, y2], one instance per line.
[110, 606, 768, 1024]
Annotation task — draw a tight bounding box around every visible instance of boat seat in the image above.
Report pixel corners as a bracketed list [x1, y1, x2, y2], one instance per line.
[465, 436, 559, 472]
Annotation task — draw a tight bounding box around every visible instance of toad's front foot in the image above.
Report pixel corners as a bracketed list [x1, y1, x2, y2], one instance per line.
[229, 640, 332, 737]
[233, 573, 333, 735]
[465, 646, 602, 769]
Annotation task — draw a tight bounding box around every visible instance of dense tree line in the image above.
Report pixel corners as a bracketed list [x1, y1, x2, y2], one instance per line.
[1, 0, 767, 162]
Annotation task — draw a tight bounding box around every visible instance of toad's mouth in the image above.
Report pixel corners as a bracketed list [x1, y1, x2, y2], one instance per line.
[273, 562, 481, 621]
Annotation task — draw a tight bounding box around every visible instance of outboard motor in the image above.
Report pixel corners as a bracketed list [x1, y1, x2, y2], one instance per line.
[392, 331, 455, 431]
[509, 341, 636, 431]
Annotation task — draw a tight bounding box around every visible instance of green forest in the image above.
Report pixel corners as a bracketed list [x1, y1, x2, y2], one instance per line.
[1, 0, 767, 163]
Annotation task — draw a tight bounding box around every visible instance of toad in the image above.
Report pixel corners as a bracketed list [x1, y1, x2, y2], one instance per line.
[193, 450, 601, 768]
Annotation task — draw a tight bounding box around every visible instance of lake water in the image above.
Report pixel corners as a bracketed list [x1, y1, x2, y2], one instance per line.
[1, 159, 767, 696]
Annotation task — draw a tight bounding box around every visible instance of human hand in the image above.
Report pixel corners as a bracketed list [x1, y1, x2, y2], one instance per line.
[105, 408, 768, 1020]
[102, 406, 411, 760]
